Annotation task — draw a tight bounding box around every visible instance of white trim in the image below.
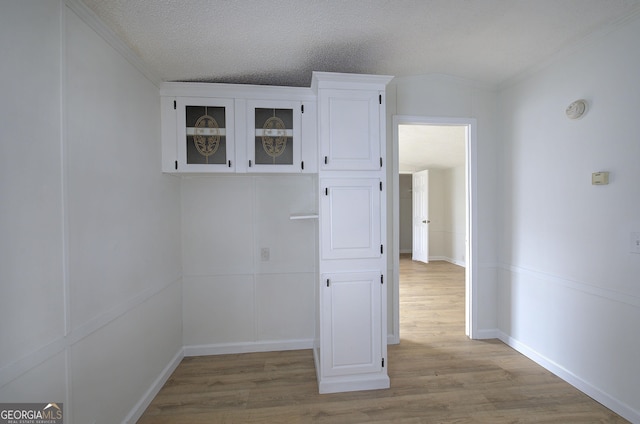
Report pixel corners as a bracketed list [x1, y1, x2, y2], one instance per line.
[64, 0, 162, 87]
[387, 334, 400, 345]
[0, 278, 181, 388]
[160, 81, 315, 100]
[392, 115, 478, 340]
[473, 328, 500, 340]
[68, 277, 181, 346]
[0, 338, 66, 389]
[501, 263, 640, 308]
[497, 331, 640, 424]
[311, 71, 394, 92]
[183, 339, 314, 357]
[317, 374, 390, 394]
[428, 256, 466, 267]
[58, 0, 73, 419]
[123, 348, 184, 424]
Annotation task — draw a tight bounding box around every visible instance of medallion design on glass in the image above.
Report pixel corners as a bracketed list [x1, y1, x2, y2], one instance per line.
[255, 108, 293, 165]
[194, 113, 219, 156]
[186, 105, 227, 164]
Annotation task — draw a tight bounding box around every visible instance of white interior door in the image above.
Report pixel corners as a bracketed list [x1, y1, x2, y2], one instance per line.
[412, 170, 429, 263]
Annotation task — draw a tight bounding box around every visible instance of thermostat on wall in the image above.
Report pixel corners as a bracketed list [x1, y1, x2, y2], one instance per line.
[592, 172, 609, 185]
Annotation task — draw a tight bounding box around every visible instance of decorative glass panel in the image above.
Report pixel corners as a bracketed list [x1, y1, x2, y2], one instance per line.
[254, 108, 294, 165]
[185, 105, 227, 165]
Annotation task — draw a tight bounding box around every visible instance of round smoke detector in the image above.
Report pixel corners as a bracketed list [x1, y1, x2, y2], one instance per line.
[566, 99, 587, 120]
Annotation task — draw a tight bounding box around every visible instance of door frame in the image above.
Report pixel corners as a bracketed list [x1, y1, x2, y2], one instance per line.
[391, 115, 478, 340]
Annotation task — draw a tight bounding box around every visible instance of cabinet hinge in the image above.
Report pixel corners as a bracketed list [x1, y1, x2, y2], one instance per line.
[381, 244, 384, 254]
[326, 279, 330, 287]
[382, 358, 385, 367]
[301, 104, 304, 113]
[380, 181, 383, 191]
[381, 274, 384, 285]
[379, 94, 382, 105]
[174, 160, 178, 170]
[173, 100, 176, 110]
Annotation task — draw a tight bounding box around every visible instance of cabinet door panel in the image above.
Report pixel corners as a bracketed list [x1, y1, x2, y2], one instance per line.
[321, 271, 382, 377]
[176, 97, 235, 172]
[319, 89, 380, 170]
[321, 178, 381, 259]
[247, 99, 301, 173]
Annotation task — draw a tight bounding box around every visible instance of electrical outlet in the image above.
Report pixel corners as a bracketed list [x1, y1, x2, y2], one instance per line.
[261, 247, 270, 261]
[631, 233, 640, 254]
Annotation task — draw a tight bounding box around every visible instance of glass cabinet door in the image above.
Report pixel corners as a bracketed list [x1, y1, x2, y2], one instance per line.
[247, 100, 301, 172]
[176, 97, 235, 172]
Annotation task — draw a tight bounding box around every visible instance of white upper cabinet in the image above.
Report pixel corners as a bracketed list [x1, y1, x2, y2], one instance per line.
[175, 97, 236, 173]
[246, 99, 301, 173]
[160, 82, 316, 174]
[318, 89, 382, 171]
[312, 72, 392, 172]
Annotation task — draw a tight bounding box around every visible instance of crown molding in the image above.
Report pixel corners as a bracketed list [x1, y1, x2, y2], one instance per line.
[64, 0, 163, 87]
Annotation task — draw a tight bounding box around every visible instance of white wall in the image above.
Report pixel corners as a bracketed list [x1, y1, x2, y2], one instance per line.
[6, 2, 636, 422]
[444, 165, 466, 265]
[400, 168, 465, 264]
[428, 170, 446, 259]
[181, 175, 317, 354]
[0, 2, 183, 423]
[388, 75, 500, 336]
[398, 174, 413, 253]
[0, 0, 66, 405]
[497, 14, 640, 422]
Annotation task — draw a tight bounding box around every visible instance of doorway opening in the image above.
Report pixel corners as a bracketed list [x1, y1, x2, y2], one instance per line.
[392, 116, 478, 340]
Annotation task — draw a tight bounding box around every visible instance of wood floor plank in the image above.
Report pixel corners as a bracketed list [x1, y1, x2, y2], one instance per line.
[137, 256, 629, 423]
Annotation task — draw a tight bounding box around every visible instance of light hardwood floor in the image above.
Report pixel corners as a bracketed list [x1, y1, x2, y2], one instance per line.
[138, 256, 628, 423]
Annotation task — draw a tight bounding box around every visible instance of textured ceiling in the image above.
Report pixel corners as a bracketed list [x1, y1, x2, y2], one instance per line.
[80, 0, 640, 87]
[79, 0, 639, 171]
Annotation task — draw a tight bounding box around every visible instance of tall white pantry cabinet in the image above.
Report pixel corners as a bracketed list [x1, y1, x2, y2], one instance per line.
[312, 72, 393, 393]
[160, 72, 393, 394]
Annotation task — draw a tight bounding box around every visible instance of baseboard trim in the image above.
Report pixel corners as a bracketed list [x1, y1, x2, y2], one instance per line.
[318, 373, 390, 394]
[497, 331, 640, 424]
[123, 347, 184, 423]
[472, 328, 500, 340]
[396, 253, 466, 268]
[183, 339, 314, 357]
